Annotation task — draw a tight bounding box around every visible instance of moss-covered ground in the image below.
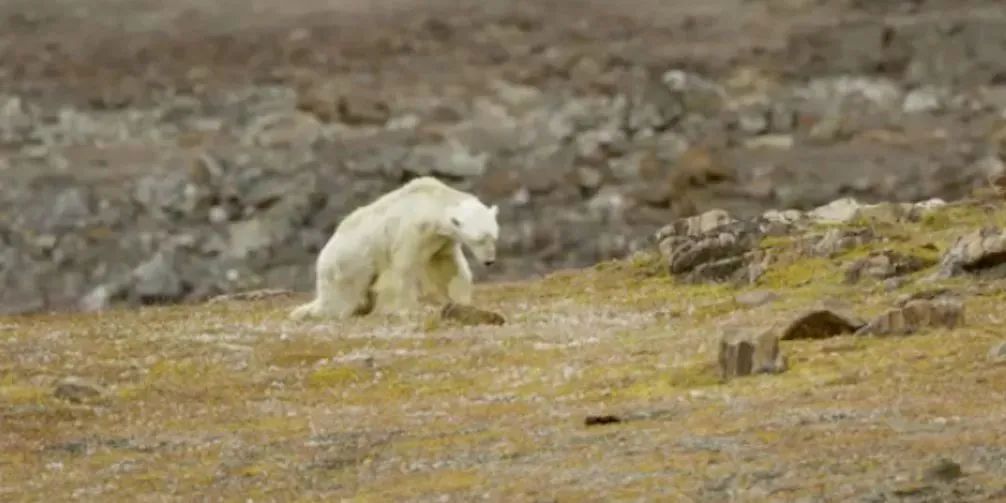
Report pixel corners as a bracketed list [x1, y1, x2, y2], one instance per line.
[3, 200, 1006, 501]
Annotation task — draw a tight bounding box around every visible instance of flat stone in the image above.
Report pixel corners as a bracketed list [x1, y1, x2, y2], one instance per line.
[440, 303, 506, 326]
[856, 299, 965, 336]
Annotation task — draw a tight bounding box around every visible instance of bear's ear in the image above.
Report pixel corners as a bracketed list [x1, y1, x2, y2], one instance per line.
[490, 204, 498, 216]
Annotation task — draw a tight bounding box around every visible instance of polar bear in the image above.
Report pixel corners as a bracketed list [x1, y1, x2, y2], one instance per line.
[289, 176, 499, 320]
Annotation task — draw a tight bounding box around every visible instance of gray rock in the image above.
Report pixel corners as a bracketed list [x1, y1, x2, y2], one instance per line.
[490, 79, 544, 113]
[343, 142, 410, 177]
[807, 197, 865, 223]
[134, 172, 200, 217]
[243, 174, 302, 210]
[790, 18, 1006, 87]
[0, 94, 33, 142]
[575, 127, 630, 163]
[800, 76, 903, 111]
[626, 79, 682, 134]
[208, 206, 230, 224]
[45, 188, 92, 231]
[935, 227, 1006, 279]
[228, 218, 288, 260]
[405, 139, 489, 178]
[856, 299, 965, 336]
[807, 109, 846, 143]
[737, 107, 769, 135]
[661, 70, 726, 116]
[575, 166, 604, 190]
[843, 250, 935, 283]
[658, 219, 763, 283]
[79, 284, 115, 312]
[132, 251, 185, 303]
[883, 276, 910, 292]
[768, 102, 797, 133]
[338, 93, 391, 126]
[989, 342, 1006, 363]
[807, 227, 875, 257]
[743, 134, 794, 150]
[904, 19, 1006, 86]
[974, 155, 1006, 183]
[245, 110, 323, 149]
[902, 86, 946, 114]
[762, 209, 804, 226]
[718, 327, 787, 380]
[655, 209, 737, 241]
[447, 99, 521, 154]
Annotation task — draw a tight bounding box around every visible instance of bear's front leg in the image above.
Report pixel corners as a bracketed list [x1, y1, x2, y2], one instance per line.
[445, 243, 473, 304]
[420, 242, 472, 305]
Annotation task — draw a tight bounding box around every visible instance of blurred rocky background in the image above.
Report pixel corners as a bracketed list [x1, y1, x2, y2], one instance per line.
[2, 0, 1006, 314]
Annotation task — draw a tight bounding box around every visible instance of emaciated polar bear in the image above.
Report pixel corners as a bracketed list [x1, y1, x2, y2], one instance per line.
[290, 176, 499, 320]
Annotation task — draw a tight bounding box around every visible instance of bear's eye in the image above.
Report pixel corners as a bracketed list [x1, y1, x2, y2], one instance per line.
[451, 217, 461, 227]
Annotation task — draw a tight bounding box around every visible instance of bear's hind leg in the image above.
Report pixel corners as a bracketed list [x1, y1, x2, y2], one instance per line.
[313, 262, 374, 320]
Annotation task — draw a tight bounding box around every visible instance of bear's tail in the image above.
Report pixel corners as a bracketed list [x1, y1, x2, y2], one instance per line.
[288, 299, 318, 321]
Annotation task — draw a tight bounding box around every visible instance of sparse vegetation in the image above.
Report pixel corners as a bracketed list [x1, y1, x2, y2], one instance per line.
[3, 201, 1006, 501]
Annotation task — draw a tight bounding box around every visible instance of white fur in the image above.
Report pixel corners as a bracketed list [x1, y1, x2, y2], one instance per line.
[290, 176, 500, 320]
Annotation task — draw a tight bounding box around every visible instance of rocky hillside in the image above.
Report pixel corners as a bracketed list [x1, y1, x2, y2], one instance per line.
[3, 0, 1006, 315]
[3, 195, 1006, 500]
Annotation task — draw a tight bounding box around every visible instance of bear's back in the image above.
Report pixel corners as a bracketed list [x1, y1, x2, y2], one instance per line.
[385, 176, 472, 207]
[337, 176, 471, 231]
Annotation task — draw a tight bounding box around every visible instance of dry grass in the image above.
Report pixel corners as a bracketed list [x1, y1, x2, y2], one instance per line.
[4, 201, 1006, 501]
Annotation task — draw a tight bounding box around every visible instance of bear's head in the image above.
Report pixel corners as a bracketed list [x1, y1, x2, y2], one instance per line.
[443, 198, 499, 266]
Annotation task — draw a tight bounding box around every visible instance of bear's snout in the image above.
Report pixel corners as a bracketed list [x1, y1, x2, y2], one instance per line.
[483, 259, 495, 266]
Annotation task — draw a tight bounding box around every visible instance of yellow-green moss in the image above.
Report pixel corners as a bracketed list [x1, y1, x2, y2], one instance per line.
[920, 203, 1004, 231]
[616, 364, 722, 400]
[0, 384, 47, 404]
[306, 366, 364, 388]
[757, 257, 841, 289]
[360, 469, 484, 499]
